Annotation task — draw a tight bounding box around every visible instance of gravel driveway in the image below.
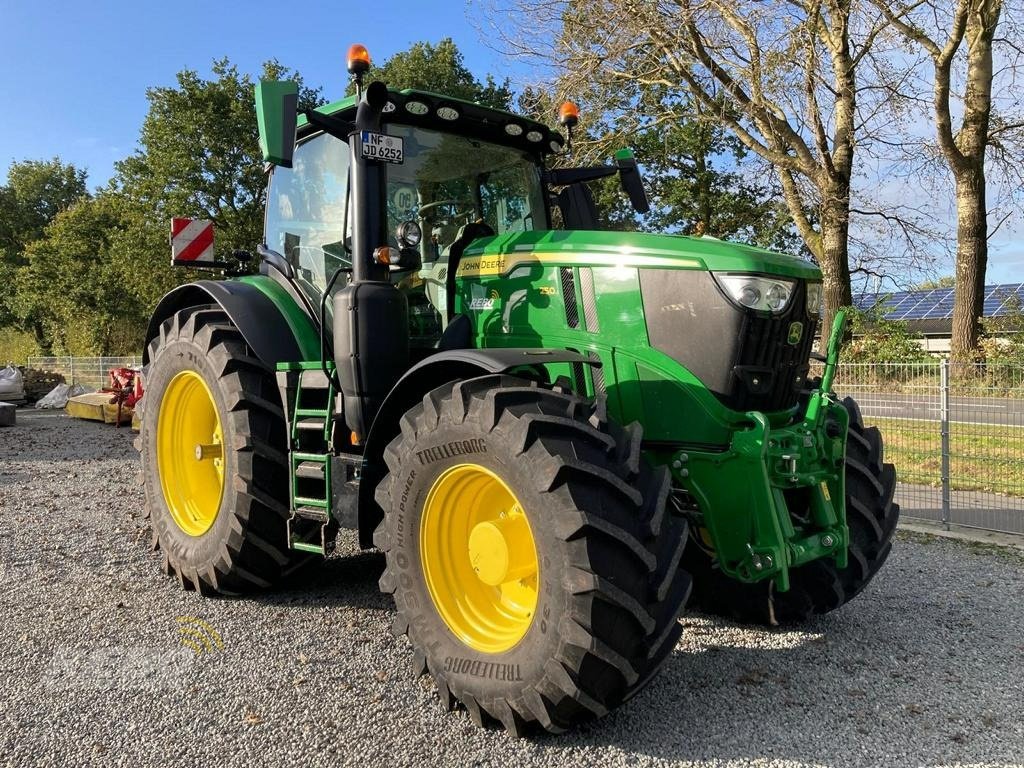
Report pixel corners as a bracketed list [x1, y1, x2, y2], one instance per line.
[2, 409, 1023, 768]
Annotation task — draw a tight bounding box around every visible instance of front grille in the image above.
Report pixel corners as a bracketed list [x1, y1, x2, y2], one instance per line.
[731, 286, 818, 412]
[639, 269, 819, 414]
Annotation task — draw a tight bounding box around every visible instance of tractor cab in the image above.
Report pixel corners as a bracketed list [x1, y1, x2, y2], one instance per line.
[257, 56, 649, 358]
[263, 93, 555, 349]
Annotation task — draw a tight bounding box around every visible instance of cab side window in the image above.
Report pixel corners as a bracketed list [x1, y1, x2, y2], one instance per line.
[265, 133, 351, 303]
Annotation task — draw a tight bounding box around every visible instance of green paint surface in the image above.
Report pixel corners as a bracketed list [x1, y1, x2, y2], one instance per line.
[456, 230, 847, 588]
[235, 275, 321, 361]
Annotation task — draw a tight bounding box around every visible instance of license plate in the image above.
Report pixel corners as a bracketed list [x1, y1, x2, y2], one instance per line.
[361, 131, 404, 164]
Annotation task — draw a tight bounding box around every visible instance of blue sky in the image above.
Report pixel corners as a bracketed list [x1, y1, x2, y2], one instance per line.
[0, 0, 1019, 283]
[0, 0, 527, 187]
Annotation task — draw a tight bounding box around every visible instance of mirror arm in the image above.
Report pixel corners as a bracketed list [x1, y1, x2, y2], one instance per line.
[543, 166, 618, 186]
[303, 110, 356, 141]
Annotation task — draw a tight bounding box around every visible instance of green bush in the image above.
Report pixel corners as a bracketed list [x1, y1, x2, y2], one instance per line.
[978, 297, 1024, 390]
[0, 328, 40, 366]
[843, 304, 931, 379]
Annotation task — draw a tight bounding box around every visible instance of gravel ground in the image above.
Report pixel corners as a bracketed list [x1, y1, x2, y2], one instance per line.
[2, 409, 1023, 768]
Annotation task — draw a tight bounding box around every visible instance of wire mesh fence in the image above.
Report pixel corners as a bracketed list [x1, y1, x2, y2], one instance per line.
[832, 361, 1024, 535]
[26, 356, 141, 391]
[18, 355, 1024, 535]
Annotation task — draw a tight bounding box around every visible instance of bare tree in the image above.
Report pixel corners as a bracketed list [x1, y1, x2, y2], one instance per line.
[872, 0, 1011, 359]
[482, 0, 911, 340]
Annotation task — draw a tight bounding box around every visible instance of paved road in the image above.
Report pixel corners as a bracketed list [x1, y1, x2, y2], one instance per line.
[896, 483, 1024, 535]
[842, 392, 1024, 426]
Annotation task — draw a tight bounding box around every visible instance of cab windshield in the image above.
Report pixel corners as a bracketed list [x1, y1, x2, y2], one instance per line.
[383, 125, 547, 262]
[265, 123, 547, 349]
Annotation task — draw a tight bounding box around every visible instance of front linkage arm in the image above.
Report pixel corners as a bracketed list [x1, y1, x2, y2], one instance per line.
[671, 311, 851, 592]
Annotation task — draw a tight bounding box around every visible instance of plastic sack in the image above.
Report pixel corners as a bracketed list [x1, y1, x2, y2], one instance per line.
[0, 366, 25, 401]
[35, 382, 90, 409]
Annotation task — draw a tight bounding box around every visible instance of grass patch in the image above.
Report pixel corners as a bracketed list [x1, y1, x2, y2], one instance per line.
[869, 417, 1024, 497]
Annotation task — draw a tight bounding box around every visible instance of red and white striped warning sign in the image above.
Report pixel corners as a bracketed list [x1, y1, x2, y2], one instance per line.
[170, 218, 215, 265]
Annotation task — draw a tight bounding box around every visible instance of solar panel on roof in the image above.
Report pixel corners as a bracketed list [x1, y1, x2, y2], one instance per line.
[926, 294, 956, 319]
[853, 283, 1024, 322]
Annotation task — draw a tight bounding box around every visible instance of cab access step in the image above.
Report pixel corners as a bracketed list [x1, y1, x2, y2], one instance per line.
[276, 362, 356, 555]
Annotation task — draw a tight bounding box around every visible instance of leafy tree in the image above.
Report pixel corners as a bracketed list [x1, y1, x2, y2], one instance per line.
[108, 59, 323, 315]
[519, 76, 800, 247]
[348, 39, 514, 110]
[5, 59, 323, 355]
[15, 195, 143, 355]
[914, 276, 956, 290]
[630, 99, 803, 253]
[0, 158, 88, 258]
[0, 158, 89, 344]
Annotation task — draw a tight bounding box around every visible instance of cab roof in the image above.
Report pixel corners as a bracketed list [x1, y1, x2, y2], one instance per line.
[296, 86, 565, 156]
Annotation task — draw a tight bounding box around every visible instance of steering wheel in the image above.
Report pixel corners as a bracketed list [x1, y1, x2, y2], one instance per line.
[418, 198, 476, 221]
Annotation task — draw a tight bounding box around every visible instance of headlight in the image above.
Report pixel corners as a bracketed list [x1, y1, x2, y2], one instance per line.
[396, 220, 422, 248]
[713, 273, 796, 314]
[805, 282, 823, 315]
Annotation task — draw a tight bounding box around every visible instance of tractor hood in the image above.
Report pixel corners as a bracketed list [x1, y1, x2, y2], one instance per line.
[458, 229, 820, 281]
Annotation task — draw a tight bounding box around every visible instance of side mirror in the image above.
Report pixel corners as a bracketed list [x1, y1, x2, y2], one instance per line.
[255, 80, 298, 168]
[615, 148, 650, 214]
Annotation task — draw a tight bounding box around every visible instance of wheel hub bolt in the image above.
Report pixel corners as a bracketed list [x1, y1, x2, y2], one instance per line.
[822, 534, 835, 548]
[195, 443, 223, 461]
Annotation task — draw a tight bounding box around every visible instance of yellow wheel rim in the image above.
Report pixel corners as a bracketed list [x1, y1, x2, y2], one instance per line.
[156, 370, 225, 537]
[420, 464, 539, 654]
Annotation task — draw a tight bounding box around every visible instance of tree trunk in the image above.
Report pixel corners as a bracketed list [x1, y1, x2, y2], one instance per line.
[947, 1, 999, 364]
[30, 319, 51, 356]
[817, 186, 853, 351]
[950, 164, 988, 361]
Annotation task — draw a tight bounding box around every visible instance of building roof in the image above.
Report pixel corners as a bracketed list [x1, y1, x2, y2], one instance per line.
[853, 283, 1024, 322]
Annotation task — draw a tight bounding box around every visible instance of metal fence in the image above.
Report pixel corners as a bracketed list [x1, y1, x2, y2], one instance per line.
[20, 355, 1024, 535]
[26, 356, 141, 391]
[832, 361, 1024, 535]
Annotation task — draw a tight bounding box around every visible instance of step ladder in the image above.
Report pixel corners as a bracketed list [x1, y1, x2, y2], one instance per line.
[277, 363, 339, 555]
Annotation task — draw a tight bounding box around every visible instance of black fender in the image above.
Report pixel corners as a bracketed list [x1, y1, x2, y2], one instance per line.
[356, 347, 598, 548]
[143, 280, 315, 366]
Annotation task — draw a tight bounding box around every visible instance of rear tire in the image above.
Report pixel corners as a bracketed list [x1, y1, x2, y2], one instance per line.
[139, 305, 298, 595]
[374, 375, 691, 734]
[683, 396, 899, 625]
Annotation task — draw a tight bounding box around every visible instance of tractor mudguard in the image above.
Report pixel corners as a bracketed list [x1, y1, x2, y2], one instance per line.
[143, 278, 319, 366]
[356, 347, 597, 548]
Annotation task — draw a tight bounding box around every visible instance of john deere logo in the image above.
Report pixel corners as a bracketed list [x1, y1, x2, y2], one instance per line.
[787, 321, 804, 345]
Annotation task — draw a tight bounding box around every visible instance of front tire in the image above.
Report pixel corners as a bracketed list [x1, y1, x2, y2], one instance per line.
[139, 305, 295, 595]
[374, 375, 691, 735]
[683, 396, 900, 625]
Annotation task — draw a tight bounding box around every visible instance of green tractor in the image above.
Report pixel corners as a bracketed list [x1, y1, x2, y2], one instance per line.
[139, 46, 898, 735]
